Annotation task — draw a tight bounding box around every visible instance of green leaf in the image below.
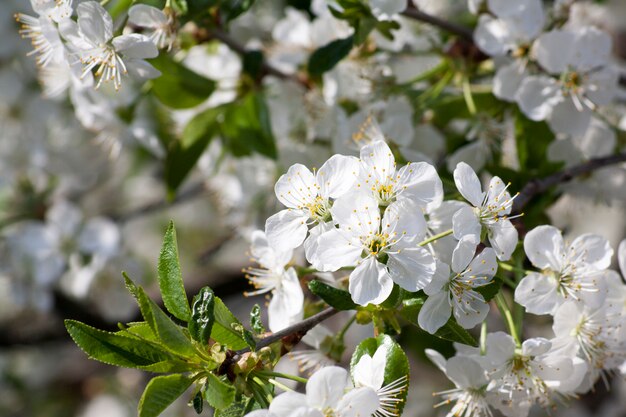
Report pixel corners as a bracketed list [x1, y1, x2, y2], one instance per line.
[214, 397, 257, 417]
[211, 297, 251, 350]
[165, 106, 221, 194]
[203, 373, 236, 410]
[220, 0, 256, 22]
[158, 221, 192, 322]
[136, 287, 198, 357]
[219, 93, 277, 159]
[350, 334, 410, 415]
[399, 297, 478, 347]
[192, 391, 203, 414]
[65, 320, 172, 369]
[250, 304, 265, 335]
[149, 54, 216, 109]
[171, 0, 188, 14]
[188, 286, 215, 346]
[138, 374, 194, 417]
[308, 280, 357, 311]
[475, 277, 503, 302]
[308, 35, 354, 76]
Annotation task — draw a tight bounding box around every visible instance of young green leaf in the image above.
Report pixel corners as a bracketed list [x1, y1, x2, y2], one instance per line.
[350, 334, 410, 415]
[308, 35, 354, 76]
[188, 286, 215, 346]
[65, 320, 172, 369]
[308, 280, 357, 311]
[192, 391, 203, 414]
[158, 221, 192, 322]
[214, 397, 257, 417]
[149, 54, 216, 109]
[250, 304, 265, 335]
[203, 373, 236, 410]
[211, 297, 252, 350]
[138, 374, 194, 417]
[136, 287, 198, 357]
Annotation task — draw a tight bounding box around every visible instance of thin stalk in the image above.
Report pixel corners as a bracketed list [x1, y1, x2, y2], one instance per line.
[462, 76, 477, 115]
[256, 371, 308, 385]
[499, 275, 517, 289]
[480, 321, 487, 355]
[419, 229, 453, 247]
[494, 293, 521, 347]
[268, 378, 295, 392]
[337, 314, 357, 340]
[498, 262, 531, 274]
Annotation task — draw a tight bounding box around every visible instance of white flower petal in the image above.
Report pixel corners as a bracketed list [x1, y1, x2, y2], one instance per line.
[395, 161, 443, 210]
[453, 162, 484, 207]
[335, 387, 380, 417]
[493, 61, 526, 102]
[446, 355, 488, 389]
[418, 290, 451, 334]
[348, 257, 394, 306]
[523, 225, 563, 270]
[77, 1, 113, 44]
[266, 209, 309, 253]
[113, 34, 158, 59]
[515, 76, 560, 121]
[275, 164, 318, 209]
[359, 141, 396, 184]
[569, 233, 613, 271]
[383, 199, 429, 243]
[487, 219, 518, 261]
[514, 272, 559, 315]
[331, 192, 381, 236]
[531, 29, 574, 74]
[268, 269, 304, 332]
[314, 229, 363, 272]
[306, 366, 349, 410]
[451, 235, 478, 273]
[387, 247, 436, 292]
[316, 154, 360, 199]
[474, 14, 514, 57]
[619, 239, 626, 279]
[570, 27, 612, 72]
[270, 392, 309, 417]
[452, 206, 481, 242]
[547, 97, 591, 137]
[128, 4, 168, 28]
[453, 291, 489, 329]
[424, 260, 451, 295]
[126, 59, 161, 80]
[425, 348, 447, 372]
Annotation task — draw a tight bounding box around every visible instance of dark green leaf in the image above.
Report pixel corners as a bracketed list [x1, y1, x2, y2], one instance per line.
[250, 304, 265, 334]
[188, 286, 215, 346]
[65, 320, 172, 369]
[171, 0, 188, 14]
[138, 374, 194, 417]
[219, 93, 277, 159]
[242, 50, 264, 79]
[308, 280, 357, 311]
[220, 0, 256, 22]
[214, 397, 257, 417]
[203, 373, 236, 410]
[192, 391, 203, 414]
[158, 221, 192, 322]
[136, 287, 198, 357]
[165, 106, 220, 194]
[350, 335, 410, 415]
[149, 54, 216, 109]
[308, 35, 354, 76]
[475, 277, 503, 302]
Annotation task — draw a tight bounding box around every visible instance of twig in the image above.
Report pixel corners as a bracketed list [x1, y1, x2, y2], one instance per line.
[401, 5, 474, 41]
[513, 152, 626, 213]
[239, 307, 338, 354]
[195, 28, 310, 88]
[113, 181, 207, 223]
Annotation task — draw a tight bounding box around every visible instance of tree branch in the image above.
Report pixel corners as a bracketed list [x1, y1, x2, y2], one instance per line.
[237, 307, 338, 354]
[194, 28, 310, 89]
[401, 5, 474, 41]
[113, 181, 207, 223]
[513, 153, 626, 213]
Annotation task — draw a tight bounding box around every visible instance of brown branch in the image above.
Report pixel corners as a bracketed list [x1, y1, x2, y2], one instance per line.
[113, 181, 207, 223]
[513, 153, 626, 213]
[237, 307, 338, 354]
[193, 28, 310, 89]
[401, 5, 474, 41]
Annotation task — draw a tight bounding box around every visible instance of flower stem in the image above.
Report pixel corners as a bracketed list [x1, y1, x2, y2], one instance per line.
[462, 76, 477, 115]
[494, 293, 521, 347]
[480, 321, 487, 355]
[268, 378, 295, 392]
[256, 371, 308, 385]
[337, 313, 357, 340]
[418, 229, 453, 247]
[498, 262, 530, 274]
